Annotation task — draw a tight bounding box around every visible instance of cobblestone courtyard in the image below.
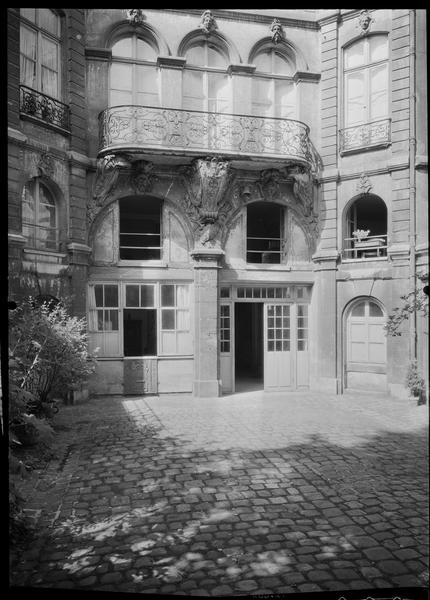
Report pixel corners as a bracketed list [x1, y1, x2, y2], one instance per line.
[9, 391, 429, 595]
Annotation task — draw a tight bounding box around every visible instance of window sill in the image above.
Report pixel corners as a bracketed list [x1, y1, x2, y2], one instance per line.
[23, 247, 67, 259]
[339, 141, 391, 156]
[341, 256, 388, 264]
[245, 264, 292, 271]
[118, 260, 168, 268]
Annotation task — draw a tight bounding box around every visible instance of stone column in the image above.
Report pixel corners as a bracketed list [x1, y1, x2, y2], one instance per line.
[191, 248, 224, 397]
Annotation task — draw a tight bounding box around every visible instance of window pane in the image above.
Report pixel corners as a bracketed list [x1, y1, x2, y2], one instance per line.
[136, 38, 157, 61]
[369, 64, 388, 120]
[21, 8, 36, 22]
[177, 310, 190, 330]
[273, 52, 293, 76]
[38, 9, 60, 37]
[141, 285, 154, 307]
[254, 50, 272, 73]
[162, 309, 175, 329]
[41, 67, 58, 97]
[137, 65, 159, 92]
[161, 285, 175, 307]
[352, 302, 365, 316]
[370, 36, 388, 63]
[345, 39, 365, 69]
[126, 285, 139, 307]
[176, 285, 189, 308]
[252, 77, 272, 116]
[208, 73, 229, 112]
[185, 45, 205, 66]
[22, 184, 35, 222]
[112, 38, 133, 58]
[345, 71, 365, 126]
[104, 310, 118, 331]
[104, 285, 118, 307]
[369, 302, 383, 317]
[38, 203, 56, 228]
[207, 45, 227, 68]
[110, 63, 132, 90]
[41, 37, 58, 70]
[97, 310, 104, 330]
[275, 80, 295, 118]
[20, 26, 37, 88]
[110, 90, 133, 106]
[94, 285, 104, 307]
[183, 70, 204, 110]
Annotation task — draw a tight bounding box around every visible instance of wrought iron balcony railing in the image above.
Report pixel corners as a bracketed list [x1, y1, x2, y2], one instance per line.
[342, 234, 388, 261]
[98, 105, 314, 167]
[20, 85, 70, 131]
[339, 118, 391, 153]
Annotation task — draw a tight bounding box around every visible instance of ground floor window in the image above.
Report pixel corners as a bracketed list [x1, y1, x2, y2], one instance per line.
[88, 281, 192, 357]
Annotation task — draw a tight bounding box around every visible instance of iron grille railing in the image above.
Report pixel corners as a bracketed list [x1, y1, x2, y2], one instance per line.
[20, 85, 70, 131]
[339, 118, 391, 153]
[342, 234, 388, 261]
[98, 105, 314, 166]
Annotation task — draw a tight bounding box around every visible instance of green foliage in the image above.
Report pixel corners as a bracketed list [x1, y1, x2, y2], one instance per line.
[405, 359, 426, 397]
[384, 273, 429, 337]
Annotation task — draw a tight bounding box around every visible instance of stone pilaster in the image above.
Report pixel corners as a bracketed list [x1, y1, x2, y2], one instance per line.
[191, 248, 224, 397]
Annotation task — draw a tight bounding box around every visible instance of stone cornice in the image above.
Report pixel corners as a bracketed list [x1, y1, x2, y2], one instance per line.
[319, 161, 411, 183]
[68, 151, 97, 169]
[8, 127, 28, 144]
[85, 47, 112, 60]
[66, 242, 92, 254]
[157, 56, 186, 69]
[293, 71, 321, 83]
[8, 232, 26, 246]
[156, 9, 319, 30]
[228, 63, 256, 75]
[312, 249, 339, 262]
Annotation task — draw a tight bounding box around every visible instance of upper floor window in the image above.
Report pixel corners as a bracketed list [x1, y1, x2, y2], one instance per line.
[247, 202, 284, 264]
[119, 196, 162, 261]
[110, 35, 159, 107]
[20, 9, 61, 99]
[343, 194, 388, 261]
[183, 42, 230, 113]
[22, 178, 59, 251]
[252, 49, 295, 119]
[344, 35, 389, 128]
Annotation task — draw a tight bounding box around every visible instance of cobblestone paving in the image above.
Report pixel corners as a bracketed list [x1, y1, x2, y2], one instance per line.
[10, 391, 429, 595]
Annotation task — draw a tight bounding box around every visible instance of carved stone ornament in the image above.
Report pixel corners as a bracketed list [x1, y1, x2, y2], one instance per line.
[88, 154, 131, 224]
[258, 169, 283, 201]
[199, 10, 217, 34]
[130, 160, 157, 194]
[179, 157, 235, 247]
[126, 9, 145, 25]
[358, 9, 374, 35]
[356, 172, 373, 194]
[270, 18, 284, 44]
[37, 153, 55, 178]
[288, 165, 316, 219]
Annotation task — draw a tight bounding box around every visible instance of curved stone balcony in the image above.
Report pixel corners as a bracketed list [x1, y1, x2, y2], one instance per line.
[98, 105, 315, 168]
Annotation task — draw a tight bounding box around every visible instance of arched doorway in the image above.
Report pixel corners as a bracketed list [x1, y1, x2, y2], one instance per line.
[345, 298, 387, 392]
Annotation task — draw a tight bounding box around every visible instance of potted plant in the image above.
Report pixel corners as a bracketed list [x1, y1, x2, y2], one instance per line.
[352, 229, 370, 242]
[405, 360, 426, 405]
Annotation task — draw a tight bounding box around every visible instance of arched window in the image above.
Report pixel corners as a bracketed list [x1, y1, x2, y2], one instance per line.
[252, 48, 295, 118]
[22, 178, 58, 251]
[344, 35, 389, 128]
[183, 41, 230, 113]
[119, 196, 162, 261]
[247, 202, 284, 264]
[344, 194, 388, 260]
[110, 35, 159, 107]
[20, 8, 61, 99]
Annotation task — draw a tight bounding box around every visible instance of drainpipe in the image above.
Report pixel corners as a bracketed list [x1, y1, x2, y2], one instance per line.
[408, 9, 417, 361]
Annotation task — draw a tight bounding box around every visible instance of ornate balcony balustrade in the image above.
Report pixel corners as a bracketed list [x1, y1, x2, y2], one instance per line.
[98, 105, 314, 167]
[20, 85, 70, 131]
[339, 118, 391, 153]
[342, 234, 388, 261]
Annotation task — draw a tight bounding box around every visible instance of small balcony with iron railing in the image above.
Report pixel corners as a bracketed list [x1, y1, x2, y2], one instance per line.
[98, 105, 315, 168]
[20, 85, 70, 132]
[339, 118, 391, 154]
[342, 233, 388, 262]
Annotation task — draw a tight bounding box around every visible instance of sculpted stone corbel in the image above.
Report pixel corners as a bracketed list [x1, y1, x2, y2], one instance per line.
[130, 160, 157, 195]
[288, 165, 319, 235]
[179, 157, 235, 247]
[88, 154, 131, 224]
[258, 169, 284, 201]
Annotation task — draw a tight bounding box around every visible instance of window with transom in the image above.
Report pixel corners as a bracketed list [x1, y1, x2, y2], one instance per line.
[182, 42, 230, 113]
[110, 35, 159, 107]
[22, 178, 59, 251]
[252, 48, 295, 119]
[20, 8, 61, 99]
[344, 35, 389, 128]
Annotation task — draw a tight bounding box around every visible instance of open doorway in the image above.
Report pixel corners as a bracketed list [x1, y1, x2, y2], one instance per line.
[235, 302, 264, 392]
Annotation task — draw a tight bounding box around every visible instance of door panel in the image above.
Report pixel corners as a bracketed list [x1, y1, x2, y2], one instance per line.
[264, 304, 293, 390]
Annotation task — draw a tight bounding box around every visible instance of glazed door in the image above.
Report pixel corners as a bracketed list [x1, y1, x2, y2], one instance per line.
[264, 304, 293, 390]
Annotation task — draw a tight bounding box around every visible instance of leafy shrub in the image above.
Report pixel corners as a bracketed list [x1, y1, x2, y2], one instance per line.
[406, 359, 426, 400]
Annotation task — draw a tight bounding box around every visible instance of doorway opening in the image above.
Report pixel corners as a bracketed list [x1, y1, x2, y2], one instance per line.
[234, 302, 264, 392]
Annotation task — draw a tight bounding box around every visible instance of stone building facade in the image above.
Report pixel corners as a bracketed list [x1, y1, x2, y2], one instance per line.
[8, 9, 428, 399]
